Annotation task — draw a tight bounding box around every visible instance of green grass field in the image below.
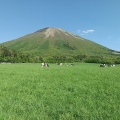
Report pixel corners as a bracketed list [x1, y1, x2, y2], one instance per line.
[0, 63, 120, 120]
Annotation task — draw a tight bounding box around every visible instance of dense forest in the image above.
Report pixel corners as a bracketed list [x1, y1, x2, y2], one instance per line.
[0, 45, 120, 64]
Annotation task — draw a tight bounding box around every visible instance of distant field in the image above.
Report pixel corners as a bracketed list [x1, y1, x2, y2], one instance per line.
[0, 63, 120, 120]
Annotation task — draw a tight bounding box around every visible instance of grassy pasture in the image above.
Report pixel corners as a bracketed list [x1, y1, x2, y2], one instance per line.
[0, 63, 120, 120]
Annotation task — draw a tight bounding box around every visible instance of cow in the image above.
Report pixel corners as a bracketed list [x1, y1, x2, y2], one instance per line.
[41, 63, 45, 67]
[100, 64, 106, 67]
[41, 63, 49, 67]
[110, 64, 115, 67]
[111, 64, 115, 67]
[60, 63, 63, 66]
[57, 63, 63, 66]
[71, 63, 74, 66]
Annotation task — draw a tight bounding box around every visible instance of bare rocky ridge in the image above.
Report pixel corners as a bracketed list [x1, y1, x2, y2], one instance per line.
[44, 28, 60, 38]
[42, 27, 81, 39]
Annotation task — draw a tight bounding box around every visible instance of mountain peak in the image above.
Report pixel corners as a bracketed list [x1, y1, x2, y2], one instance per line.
[36, 27, 81, 39]
[35, 27, 63, 38]
[44, 27, 64, 38]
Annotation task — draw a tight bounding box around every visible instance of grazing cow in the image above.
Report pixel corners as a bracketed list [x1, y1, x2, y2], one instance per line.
[45, 63, 49, 67]
[41, 63, 49, 67]
[110, 64, 115, 67]
[108, 64, 115, 67]
[57, 63, 63, 66]
[41, 63, 45, 67]
[100, 64, 106, 67]
[112, 64, 115, 67]
[60, 63, 63, 66]
[71, 63, 74, 66]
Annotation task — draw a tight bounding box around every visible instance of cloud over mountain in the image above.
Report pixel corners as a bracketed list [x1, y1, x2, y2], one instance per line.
[77, 29, 95, 35]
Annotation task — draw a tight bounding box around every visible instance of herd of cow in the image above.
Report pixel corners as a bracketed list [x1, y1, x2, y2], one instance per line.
[99, 64, 115, 67]
[41, 63, 74, 67]
[41, 63, 116, 67]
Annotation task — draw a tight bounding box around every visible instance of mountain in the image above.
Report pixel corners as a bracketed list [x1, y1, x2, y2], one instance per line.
[1, 27, 113, 57]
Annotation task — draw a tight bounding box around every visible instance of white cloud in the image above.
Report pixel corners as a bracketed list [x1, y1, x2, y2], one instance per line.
[77, 29, 95, 35]
[83, 30, 95, 33]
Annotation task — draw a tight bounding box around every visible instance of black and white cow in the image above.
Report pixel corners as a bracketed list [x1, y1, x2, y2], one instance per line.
[111, 64, 115, 67]
[57, 63, 63, 66]
[109, 64, 115, 67]
[100, 64, 106, 67]
[41, 63, 49, 67]
[71, 63, 74, 66]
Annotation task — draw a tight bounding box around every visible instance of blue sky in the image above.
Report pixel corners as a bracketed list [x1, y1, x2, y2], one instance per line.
[0, 0, 120, 51]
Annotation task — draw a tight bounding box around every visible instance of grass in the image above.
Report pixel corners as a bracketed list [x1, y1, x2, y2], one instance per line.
[0, 63, 120, 120]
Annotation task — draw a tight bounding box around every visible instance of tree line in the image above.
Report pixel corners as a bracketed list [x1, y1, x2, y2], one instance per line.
[0, 45, 120, 64]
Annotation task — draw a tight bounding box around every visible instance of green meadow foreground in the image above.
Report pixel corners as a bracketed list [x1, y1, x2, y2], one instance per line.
[0, 63, 120, 120]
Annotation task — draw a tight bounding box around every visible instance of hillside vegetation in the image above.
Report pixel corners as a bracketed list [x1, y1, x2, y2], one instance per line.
[1, 27, 120, 63]
[0, 45, 120, 63]
[1, 27, 113, 56]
